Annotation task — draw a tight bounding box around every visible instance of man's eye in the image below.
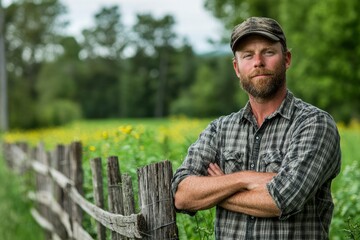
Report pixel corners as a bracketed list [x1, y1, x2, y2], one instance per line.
[265, 50, 275, 55]
[243, 54, 252, 59]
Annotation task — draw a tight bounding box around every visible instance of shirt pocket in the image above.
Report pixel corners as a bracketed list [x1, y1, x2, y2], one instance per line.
[221, 151, 244, 174]
[261, 149, 283, 173]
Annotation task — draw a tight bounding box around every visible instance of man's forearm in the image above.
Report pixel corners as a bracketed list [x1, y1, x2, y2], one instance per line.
[174, 172, 248, 211]
[219, 185, 281, 217]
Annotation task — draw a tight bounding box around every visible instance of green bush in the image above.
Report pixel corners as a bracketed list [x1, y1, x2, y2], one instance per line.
[331, 161, 360, 239]
[36, 99, 82, 127]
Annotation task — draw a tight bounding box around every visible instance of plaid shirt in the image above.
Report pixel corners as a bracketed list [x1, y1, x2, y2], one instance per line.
[172, 91, 341, 240]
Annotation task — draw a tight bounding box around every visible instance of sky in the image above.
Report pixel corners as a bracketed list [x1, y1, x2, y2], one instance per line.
[58, 0, 225, 53]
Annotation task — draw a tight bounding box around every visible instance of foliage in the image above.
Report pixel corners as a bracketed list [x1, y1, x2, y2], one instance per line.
[344, 218, 360, 240]
[171, 54, 242, 117]
[331, 161, 360, 239]
[331, 124, 360, 239]
[36, 99, 82, 127]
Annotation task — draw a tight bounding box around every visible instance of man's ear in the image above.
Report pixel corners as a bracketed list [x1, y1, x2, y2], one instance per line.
[285, 51, 292, 69]
[232, 57, 241, 78]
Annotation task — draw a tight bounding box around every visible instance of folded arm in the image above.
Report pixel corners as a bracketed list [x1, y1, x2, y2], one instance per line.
[208, 163, 280, 217]
[174, 163, 279, 217]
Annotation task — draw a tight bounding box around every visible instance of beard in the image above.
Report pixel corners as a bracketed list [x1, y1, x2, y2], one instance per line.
[238, 61, 287, 100]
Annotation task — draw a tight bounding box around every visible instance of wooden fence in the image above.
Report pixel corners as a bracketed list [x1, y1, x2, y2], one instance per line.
[2, 141, 178, 240]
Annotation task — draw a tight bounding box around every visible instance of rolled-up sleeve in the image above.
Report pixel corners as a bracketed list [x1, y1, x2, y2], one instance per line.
[267, 112, 341, 219]
[171, 120, 219, 201]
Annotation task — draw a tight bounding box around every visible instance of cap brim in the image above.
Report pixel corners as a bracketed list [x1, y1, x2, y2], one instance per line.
[232, 31, 281, 51]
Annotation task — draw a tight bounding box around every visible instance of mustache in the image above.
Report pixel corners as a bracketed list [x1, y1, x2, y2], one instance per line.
[249, 70, 274, 78]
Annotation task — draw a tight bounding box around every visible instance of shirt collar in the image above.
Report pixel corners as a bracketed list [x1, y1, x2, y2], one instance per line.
[239, 90, 294, 123]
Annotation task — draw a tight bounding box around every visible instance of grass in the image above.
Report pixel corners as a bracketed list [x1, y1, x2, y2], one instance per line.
[0, 152, 44, 240]
[1, 117, 360, 239]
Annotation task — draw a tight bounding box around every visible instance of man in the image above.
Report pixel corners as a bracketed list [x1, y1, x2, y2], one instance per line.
[171, 17, 341, 239]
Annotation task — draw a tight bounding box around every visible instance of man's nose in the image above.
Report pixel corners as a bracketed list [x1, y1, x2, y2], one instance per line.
[253, 54, 265, 68]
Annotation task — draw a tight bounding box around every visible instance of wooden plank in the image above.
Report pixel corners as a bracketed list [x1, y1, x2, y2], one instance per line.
[90, 157, 106, 240]
[28, 191, 73, 238]
[30, 208, 62, 240]
[138, 161, 178, 239]
[72, 221, 94, 240]
[70, 188, 145, 238]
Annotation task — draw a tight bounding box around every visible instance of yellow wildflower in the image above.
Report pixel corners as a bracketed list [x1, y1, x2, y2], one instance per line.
[119, 125, 133, 134]
[132, 132, 140, 139]
[102, 131, 109, 140]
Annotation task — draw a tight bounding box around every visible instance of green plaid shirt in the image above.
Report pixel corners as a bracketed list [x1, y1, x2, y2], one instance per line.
[172, 91, 341, 239]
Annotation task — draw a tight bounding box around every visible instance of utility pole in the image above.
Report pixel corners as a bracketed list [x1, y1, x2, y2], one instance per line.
[0, 0, 8, 131]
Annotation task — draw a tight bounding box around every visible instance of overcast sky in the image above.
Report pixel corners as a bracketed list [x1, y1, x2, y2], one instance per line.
[2, 0, 224, 52]
[2, 0, 227, 52]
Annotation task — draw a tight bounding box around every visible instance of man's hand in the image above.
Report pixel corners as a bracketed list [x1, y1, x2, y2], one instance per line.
[207, 162, 224, 176]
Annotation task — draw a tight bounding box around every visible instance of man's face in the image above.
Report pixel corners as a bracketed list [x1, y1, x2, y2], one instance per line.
[232, 35, 291, 101]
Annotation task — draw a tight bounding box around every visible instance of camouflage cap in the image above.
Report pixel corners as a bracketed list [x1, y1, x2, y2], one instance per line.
[230, 17, 287, 53]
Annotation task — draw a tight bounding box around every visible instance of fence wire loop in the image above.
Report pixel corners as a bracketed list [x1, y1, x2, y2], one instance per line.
[141, 198, 172, 209]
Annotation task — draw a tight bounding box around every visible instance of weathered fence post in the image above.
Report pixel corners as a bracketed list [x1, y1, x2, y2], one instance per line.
[90, 157, 106, 240]
[62, 144, 72, 218]
[52, 144, 68, 239]
[107, 156, 127, 240]
[137, 160, 178, 239]
[35, 142, 52, 240]
[122, 173, 136, 217]
[69, 141, 84, 234]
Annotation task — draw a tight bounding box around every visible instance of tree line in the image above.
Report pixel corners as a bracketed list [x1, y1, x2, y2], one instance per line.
[1, 0, 359, 130]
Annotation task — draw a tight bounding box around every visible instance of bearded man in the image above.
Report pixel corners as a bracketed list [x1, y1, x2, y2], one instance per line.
[171, 17, 341, 240]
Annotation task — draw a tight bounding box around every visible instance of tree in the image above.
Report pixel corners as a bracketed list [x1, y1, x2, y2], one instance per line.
[35, 36, 83, 126]
[81, 5, 126, 60]
[78, 5, 127, 119]
[171, 54, 241, 117]
[5, 0, 68, 128]
[131, 14, 178, 117]
[284, 0, 360, 122]
[204, 0, 281, 31]
[0, 0, 8, 131]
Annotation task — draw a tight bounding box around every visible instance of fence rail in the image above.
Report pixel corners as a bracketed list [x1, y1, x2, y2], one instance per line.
[2, 141, 178, 239]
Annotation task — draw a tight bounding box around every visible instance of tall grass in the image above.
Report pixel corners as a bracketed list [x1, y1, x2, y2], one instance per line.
[1, 117, 360, 239]
[0, 153, 43, 240]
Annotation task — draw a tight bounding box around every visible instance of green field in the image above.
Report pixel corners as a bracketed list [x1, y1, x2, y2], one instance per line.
[1, 118, 359, 239]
